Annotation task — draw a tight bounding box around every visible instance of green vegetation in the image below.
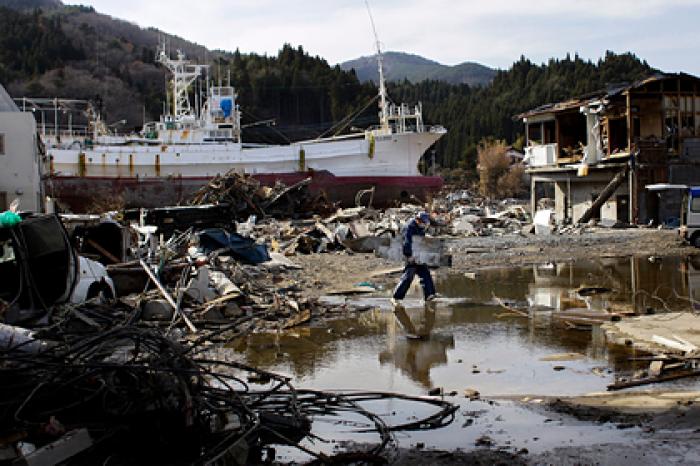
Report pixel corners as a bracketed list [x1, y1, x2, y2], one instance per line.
[0, 7, 84, 83]
[213, 45, 377, 143]
[0, 4, 656, 180]
[0, 0, 62, 11]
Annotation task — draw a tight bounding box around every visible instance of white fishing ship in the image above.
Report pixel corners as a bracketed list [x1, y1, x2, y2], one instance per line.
[40, 39, 446, 210]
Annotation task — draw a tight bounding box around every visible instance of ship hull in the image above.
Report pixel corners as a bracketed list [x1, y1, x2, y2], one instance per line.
[46, 130, 445, 211]
[44, 171, 442, 212]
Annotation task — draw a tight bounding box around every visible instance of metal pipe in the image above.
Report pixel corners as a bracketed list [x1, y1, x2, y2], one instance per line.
[140, 260, 197, 333]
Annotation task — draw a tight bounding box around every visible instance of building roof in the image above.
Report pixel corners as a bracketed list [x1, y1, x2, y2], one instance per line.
[516, 96, 599, 120]
[516, 72, 700, 121]
[0, 84, 19, 112]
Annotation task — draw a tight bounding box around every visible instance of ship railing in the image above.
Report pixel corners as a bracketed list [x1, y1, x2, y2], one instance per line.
[382, 102, 425, 133]
[40, 127, 92, 147]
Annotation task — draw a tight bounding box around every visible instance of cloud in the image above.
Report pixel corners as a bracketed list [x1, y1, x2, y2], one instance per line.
[82, 0, 700, 75]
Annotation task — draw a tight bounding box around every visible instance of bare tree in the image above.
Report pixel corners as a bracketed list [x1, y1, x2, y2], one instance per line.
[478, 139, 524, 199]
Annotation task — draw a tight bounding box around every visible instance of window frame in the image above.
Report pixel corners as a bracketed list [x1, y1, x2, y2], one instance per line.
[690, 196, 700, 213]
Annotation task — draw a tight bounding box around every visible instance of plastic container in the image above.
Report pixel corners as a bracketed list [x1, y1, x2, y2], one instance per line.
[0, 211, 21, 228]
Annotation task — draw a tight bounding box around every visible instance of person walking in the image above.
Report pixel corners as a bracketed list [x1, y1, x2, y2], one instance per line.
[392, 211, 437, 304]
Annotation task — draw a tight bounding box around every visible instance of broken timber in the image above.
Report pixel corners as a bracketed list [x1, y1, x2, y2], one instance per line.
[577, 165, 629, 224]
[608, 367, 700, 390]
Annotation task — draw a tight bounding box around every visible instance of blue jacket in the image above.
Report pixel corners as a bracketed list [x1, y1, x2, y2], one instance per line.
[402, 218, 425, 257]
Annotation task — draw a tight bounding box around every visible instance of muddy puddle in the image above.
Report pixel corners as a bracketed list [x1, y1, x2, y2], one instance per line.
[233, 255, 700, 458]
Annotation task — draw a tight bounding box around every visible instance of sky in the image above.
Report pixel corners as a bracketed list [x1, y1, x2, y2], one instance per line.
[80, 0, 700, 75]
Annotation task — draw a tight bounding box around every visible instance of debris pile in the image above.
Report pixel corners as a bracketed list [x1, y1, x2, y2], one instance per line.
[189, 171, 335, 219]
[0, 209, 457, 464]
[603, 312, 700, 390]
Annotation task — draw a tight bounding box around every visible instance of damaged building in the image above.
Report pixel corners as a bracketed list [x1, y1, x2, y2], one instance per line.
[520, 73, 700, 225]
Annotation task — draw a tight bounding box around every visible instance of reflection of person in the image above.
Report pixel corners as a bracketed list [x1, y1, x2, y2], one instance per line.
[392, 212, 436, 303]
[393, 304, 436, 338]
[379, 306, 453, 386]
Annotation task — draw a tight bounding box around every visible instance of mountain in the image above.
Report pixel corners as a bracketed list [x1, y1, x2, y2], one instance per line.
[0, 0, 62, 10]
[0, 1, 375, 142]
[341, 51, 496, 86]
[0, 1, 657, 175]
[0, 0, 223, 130]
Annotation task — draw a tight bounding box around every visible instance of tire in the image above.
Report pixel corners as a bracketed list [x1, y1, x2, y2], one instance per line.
[86, 280, 114, 301]
[692, 233, 700, 249]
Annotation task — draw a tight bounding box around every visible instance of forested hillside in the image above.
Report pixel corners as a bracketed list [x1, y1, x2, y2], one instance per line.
[389, 52, 655, 172]
[0, 3, 375, 142]
[0, 3, 656, 178]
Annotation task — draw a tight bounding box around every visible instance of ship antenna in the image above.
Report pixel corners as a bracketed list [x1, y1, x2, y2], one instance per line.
[365, 0, 388, 130]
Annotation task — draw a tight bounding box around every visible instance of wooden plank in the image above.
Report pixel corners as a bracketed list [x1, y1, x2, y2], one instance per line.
[626, 91, 632, 152]
[652, 335, 698, 353]
[17, 429, 92, 466]
[554, 316, 616, 327]
[608, 369, 700, 391]
[281, 309, 312, 329]
[86, 238, 120, 264]
[493, 295, 528, 318]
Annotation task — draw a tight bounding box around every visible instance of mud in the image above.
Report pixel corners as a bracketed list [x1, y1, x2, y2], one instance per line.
[277, 228, 700, 465]
[382, 448, 529, 465]
[291, 229, 697, 298]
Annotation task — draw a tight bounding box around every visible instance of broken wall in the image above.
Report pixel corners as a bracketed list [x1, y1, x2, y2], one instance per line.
[635, 96, 663, 139]
[568, 180, 629, 223]
[556, 111, 587, 161]
[554, 182, 567, 222]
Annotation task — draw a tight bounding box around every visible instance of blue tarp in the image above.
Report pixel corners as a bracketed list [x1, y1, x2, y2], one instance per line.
[198, 229, 270, 264]
[220, 99, 233, 118]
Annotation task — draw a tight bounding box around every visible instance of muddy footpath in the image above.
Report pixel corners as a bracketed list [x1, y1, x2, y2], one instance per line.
[292, 228, 696, 297]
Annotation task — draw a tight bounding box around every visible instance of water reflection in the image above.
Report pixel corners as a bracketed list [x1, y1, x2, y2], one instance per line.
[232, 254, 700, 395]
[379, 306, 455, 387]
[445, 255, 700, 315]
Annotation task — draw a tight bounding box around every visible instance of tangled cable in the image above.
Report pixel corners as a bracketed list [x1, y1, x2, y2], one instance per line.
[0, 323, 456, 465]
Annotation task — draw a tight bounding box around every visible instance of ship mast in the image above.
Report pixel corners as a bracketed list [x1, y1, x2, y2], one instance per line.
[365, 0, 389, 131]
[157, 43, 208, 118]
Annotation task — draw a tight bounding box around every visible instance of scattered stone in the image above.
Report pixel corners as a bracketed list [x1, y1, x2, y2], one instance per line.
[475, 435, 493, 447]
[463, 389, 480, 400]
